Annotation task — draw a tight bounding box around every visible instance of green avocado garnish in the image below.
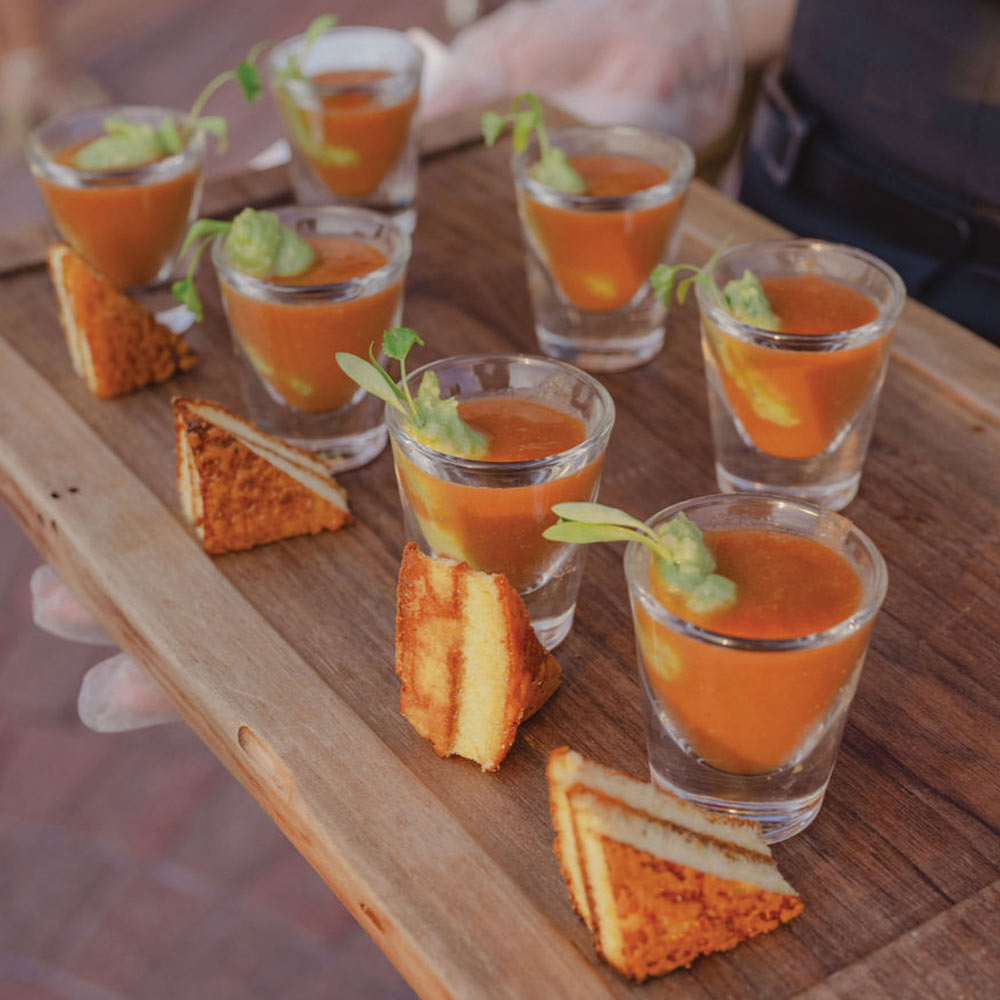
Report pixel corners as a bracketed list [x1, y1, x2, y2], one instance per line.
[336, 328, 489, 460]
[482, 93, 586, 195]
[171, 208, 316, 321]
[543, 502, 737, 616]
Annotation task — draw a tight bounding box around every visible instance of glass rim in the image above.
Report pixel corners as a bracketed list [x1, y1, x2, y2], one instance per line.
[211, 204, 411, 303]
[267, 26, 423, 97]
[384, 353, 616, 473]
[694, 238, 906, 349]
[624, 493, 888, 652]
[512, 124, 694, 212]
[26, 105, 205, 185]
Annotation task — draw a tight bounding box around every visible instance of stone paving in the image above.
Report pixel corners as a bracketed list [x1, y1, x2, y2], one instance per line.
[0, 505, 417, 1000]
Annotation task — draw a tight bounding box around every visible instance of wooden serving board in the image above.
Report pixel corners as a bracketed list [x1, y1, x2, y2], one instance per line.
[1, 105, 999, 999]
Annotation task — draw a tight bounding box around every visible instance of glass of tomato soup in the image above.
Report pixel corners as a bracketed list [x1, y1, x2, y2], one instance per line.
[625, 493, 888, 842]
[695, 239, 906, 510]
[268, 26, 422, 233]
[513, 125, 693, 372]
[386, 355, 615, 650]
[27, 106, 205, 289]
[213, 206, 410, 472]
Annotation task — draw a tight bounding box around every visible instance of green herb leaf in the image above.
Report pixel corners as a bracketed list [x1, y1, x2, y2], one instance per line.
[235, 61, 261, 101]
[542, 522, 642, 546]
[171, 278, 203, 322]
[384, 326, 424, 360]
[335, 352, 408, 414]
[530, 145, 586, 194]
[550, 502, 652, 534]
[305, 14, 338, 46]
[179, 218, 232, 257]
[481, 111, 504, 146]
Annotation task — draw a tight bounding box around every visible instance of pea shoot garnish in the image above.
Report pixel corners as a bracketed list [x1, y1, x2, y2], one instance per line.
[651, 241, 780, 332]
[544, 502, 737, 615]
[72, 42, 270, 171]
[171, 208, 316, 321]
[336, 329, 489, 459]
[482, 93, 586, 195]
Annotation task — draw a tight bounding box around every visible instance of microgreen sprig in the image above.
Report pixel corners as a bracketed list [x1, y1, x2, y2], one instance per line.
[651, 238, 781, 331]
[482, 93, 586, 195]
[336, 330, 489, 459]
[544, 502, 737, 615]
[171, 209, 316, 321]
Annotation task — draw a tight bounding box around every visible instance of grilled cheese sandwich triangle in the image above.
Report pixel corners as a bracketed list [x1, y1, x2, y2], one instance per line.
[48, 244, 197, 399]
[547, 748, 803, 981]
[173, 397, 350, 555]
[395, 544, 560, 771]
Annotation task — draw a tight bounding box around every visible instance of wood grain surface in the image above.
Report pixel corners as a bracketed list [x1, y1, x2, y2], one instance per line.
[1, 108, 998, 999]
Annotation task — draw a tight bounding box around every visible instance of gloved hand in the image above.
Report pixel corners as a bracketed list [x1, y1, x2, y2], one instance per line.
[31, 565, 180, 732]
[423, 0, 744, 150]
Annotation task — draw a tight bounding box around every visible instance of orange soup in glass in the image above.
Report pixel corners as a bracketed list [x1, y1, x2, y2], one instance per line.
[694, 240, 905, 510]
[625, 493, 887, 842]
[268, 27, 421, 230]
[28, 106, 204, 289]
[213, 206, 410, 472]
[513, 126, 693, 372]
[386, 355, 615, 649]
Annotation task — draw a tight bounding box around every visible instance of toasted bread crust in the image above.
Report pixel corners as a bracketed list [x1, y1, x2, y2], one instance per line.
[547, 747, 803, 982]
[48, 244, 196, 399]
[593, 831, 803, 981]
[173, 397, 350, 555]
[395, 544, 560, 770]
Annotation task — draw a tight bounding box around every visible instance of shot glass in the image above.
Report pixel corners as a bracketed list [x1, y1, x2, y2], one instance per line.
[625, 493, 888, 842]
[27, 106, 205, 289]
[212, 205, 410, 473]
[513, 125, 694, 372]
[694, 239, 906, 510]
[268, 26, 422, 233]
[386, 355, 615, 650]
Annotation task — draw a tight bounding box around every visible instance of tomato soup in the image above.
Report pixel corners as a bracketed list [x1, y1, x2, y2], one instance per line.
[394, 397, 601, 590]
[636, 529, 867, 775]
[522, 154, 681, 312]
[705, 274, 888, 460]
[37, 142, 199, 288]
[220, 236, 402, 413]
[280, 69, 418, 198]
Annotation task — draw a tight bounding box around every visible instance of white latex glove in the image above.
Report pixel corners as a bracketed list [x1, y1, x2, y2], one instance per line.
[30, 565, 180, 732]
[422, 0, 744, 150]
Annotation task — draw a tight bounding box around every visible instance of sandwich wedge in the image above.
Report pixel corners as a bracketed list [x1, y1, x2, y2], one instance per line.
[173, 396, 350, 554]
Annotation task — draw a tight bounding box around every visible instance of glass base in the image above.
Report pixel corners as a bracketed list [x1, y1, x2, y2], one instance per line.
[716, 463, 861, 511]
[649, 765, 826, 844]
[286, 422, 388, 475]
[535, 323, 664, 373]
[530, 604, 575, 651]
